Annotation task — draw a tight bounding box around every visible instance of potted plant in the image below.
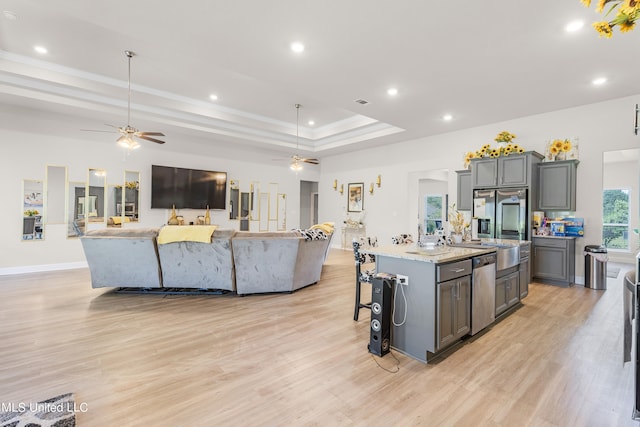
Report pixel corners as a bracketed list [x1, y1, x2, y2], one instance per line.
[448, 204, 467, 243]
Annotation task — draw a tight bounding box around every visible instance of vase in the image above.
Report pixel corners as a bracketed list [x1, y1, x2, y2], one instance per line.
[168, 204, 179, 225]
[556, 151, 566, 161]
[451, 233, 463, 244]
[204, 205, 211, 225]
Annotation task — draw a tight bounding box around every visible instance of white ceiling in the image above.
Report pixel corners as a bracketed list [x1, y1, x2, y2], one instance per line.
[1, 0, 639, 159]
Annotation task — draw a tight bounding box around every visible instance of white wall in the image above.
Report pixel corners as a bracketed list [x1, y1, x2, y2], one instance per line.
[319, 94, 640, 276]
[3, 94, 639, 275]
[0, 108, 319, 274]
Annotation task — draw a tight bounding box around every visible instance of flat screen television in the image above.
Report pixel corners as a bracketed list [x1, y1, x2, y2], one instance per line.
[151, 165, 227, 210]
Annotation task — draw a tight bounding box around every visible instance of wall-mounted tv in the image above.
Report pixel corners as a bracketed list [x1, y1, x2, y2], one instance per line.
[151, 165, 227, 210]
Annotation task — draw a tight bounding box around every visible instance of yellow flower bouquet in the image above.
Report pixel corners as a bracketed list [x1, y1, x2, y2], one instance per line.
[463, 131, 526, 168]
[545, 138, 574, 161]
[580, 0, 640, 38]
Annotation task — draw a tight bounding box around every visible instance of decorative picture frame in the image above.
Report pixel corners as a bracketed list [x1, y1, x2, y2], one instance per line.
[347, 183, 364, 212]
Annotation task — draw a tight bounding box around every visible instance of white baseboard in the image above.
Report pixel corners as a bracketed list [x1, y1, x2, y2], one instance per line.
[0, 261, 88, 276]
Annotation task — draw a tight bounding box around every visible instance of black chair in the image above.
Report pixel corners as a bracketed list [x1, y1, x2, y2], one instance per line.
[353, 237, 377, 321]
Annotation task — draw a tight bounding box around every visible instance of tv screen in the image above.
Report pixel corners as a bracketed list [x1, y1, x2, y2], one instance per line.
[151, 165, 227, 210]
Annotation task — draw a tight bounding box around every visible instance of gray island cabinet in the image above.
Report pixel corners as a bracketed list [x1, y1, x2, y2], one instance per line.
[365, 245, 493, 363]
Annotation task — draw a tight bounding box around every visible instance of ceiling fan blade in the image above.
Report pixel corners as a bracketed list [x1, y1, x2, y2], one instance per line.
[302, 158, 319, 164]
[136, 131, 165, 137]
[137, 135, 166, 144]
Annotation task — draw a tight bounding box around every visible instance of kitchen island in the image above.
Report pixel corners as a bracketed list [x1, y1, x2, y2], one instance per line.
[364, 241, 527, 363]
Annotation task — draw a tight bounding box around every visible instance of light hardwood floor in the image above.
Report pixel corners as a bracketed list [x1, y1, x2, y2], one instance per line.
[0, 250, 636, 426]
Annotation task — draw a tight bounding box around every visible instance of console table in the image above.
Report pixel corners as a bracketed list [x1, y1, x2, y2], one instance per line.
[341, 226, 366, 249]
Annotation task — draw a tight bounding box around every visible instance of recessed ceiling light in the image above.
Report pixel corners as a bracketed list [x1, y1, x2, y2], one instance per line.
[592, 77, 607, 85]
[443, 114, 453, 121]
[209, 94, 218, 101]
[387, 88, 398, 96]
[34, 46, 47, 54]
[291, 42, 304, 53]
[565, 20, 584, 32]
[3, 10, 17, 20]
[308, 120, 315, 126]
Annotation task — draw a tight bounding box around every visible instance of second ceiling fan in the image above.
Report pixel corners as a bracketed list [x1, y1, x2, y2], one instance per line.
[288, 103, 318, 171]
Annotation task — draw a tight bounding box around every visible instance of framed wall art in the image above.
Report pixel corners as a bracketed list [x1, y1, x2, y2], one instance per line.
[347, 182, 364, 212]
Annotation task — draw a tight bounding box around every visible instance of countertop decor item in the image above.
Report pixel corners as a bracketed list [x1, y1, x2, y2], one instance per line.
[448, 204, 468, 242]
[580, 0, 639, 38]
[544, 138, 573, 161]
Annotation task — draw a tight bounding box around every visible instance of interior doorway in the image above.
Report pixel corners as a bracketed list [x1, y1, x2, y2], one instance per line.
[300, 180, 318, 229]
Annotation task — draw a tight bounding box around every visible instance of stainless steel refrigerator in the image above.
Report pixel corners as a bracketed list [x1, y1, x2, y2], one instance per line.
[472, 189, 495, 239]
[472, 188, 528, 240]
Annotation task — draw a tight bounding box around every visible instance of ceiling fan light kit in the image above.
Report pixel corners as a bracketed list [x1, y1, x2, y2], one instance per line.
[287, 103, 320, 171]
[82, 50, 166, 150]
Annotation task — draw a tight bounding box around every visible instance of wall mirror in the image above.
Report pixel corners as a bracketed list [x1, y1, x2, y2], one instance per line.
[229, 180, 239, 220]
[259, 193, 269, 231]
[68, 181, 85, 237]
[240, 191, 250, 231]
[277, 193, 287, 231]
[22, 179, 44, 241]
[46, 165, 66, 224]
[110, 170, 140, 227]
[85, 169, 106, 232]
[250, 181, 260, 221]
[268, 183, 278, 220]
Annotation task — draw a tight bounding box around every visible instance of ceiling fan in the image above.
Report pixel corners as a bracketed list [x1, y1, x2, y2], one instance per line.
[82, 50, 165, 149]
[287, 104, 318, 171]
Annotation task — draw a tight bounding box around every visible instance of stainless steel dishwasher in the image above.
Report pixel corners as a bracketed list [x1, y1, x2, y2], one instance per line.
[471, 253, 497, 335]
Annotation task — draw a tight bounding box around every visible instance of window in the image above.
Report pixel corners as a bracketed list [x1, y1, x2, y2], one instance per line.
[602, 188, 630, 250]
[424, 194, 445, 234]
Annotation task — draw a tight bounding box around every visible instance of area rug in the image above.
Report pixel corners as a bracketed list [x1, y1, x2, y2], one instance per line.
[0, 392, 76, 427]
[607, 266, 621, 278]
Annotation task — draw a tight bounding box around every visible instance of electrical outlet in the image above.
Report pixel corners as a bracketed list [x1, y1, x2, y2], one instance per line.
[397, 274, 408, 287]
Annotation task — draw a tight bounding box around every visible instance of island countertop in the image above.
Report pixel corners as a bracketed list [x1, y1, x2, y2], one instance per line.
[362, 244, 496, 264]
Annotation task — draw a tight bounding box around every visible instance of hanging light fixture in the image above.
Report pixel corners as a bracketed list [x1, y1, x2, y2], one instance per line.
[291, 103, 303, 171]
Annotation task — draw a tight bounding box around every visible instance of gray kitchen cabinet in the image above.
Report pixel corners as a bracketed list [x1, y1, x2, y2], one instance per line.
[471, 152, 543, 189]
[519, 242, 531, 299]
[532, 236, 575, 287]
[471, 158, 498, 188]
[456, 170, 472, 211]
[495, 270, 519, 316]
[437, 275, 471, 350]
[537, 160, 578, 211]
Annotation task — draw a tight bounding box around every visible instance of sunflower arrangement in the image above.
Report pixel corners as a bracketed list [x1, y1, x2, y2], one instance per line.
[580, 0, 640, 38]
[545, 138, 573, 160]
[463, 131, 526, 168]
[494, 131, 516, 143]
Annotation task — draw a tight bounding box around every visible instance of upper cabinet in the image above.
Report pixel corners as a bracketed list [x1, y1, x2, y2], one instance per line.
[471, 152, 543, 189]
[537, 160, 579, 211]
[471, 158, 498, 188]
[456, 170, 472, 211]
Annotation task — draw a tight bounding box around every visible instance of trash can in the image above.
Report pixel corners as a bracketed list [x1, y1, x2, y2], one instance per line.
[584, 245, 608, 290]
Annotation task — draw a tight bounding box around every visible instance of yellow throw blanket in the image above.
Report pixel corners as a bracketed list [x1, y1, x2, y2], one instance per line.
[157, 225, 217, 245]
[310, 222, 334, 234]
[110, 216, 131, 225]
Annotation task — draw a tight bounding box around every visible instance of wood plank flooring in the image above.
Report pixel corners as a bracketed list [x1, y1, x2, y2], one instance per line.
[0, 250, 636, 426]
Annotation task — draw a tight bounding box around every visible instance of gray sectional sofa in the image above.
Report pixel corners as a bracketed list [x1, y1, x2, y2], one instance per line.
[80, 226, 333, 295]
[231, 231, 332, 295]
